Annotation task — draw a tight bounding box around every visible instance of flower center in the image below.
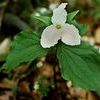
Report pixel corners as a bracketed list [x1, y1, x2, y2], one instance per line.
[56, 24, 62, 29]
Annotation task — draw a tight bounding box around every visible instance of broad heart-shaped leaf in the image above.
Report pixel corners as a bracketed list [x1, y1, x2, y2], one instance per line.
[57, 42, 100, 91]
[67, 10, 79, 22]
[1, 30, 48, 72]
[32, 15, 51, 26]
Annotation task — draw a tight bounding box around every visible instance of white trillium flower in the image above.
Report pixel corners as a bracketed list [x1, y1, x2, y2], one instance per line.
[41, 3, 81, 48]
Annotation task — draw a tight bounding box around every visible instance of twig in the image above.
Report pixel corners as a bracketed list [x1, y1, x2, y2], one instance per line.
[0, 0, 9, 31]
[4, 13, 31, 30]
[53, 63, 57, 89]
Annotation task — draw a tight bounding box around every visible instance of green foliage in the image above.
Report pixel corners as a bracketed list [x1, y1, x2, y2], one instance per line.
[1, 30, 48, 72]
[89, 0, 100, 5]
[57, 42, 100, 91]
[32, 15, 51, 26]
[35, 76, 53, 96]
[1, 9, 100, 91]
[90, 7, 100, 21]
[67, 10, 79, 22]
[67, 10, 89, 36]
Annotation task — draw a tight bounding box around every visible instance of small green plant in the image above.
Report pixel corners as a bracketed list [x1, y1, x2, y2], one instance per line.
[33, 76, 53, 96]
[1, 3, 100, 91]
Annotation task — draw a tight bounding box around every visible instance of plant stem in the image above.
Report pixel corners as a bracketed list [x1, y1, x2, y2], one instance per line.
[53, 64, 57, 90]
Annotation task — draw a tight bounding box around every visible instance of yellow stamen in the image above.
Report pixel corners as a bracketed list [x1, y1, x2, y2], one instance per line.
[56, 24, 61, 29]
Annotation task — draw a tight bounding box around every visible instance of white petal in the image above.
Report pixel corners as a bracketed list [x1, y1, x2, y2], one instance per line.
[61, 24, 81, 46]
[41, 25, 61, 48]
[58, 3, 68, 9]
[51, 3, 67, 25]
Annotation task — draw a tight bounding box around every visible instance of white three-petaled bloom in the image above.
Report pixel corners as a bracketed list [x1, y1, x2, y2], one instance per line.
[40, 3, 81, 48]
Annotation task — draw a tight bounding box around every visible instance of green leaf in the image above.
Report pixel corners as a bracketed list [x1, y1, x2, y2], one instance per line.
[91, 7, 100, 20]
[91, 0, 100, 4]
[67, 10, 79, 21]
[32, 15, 51, 26]
[36, 76, 52, 96]
[70, 20, 89, 36]
[57, 42, 100, 91]
[1, 30, 48, 72]
[67, 11, 88, 36]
